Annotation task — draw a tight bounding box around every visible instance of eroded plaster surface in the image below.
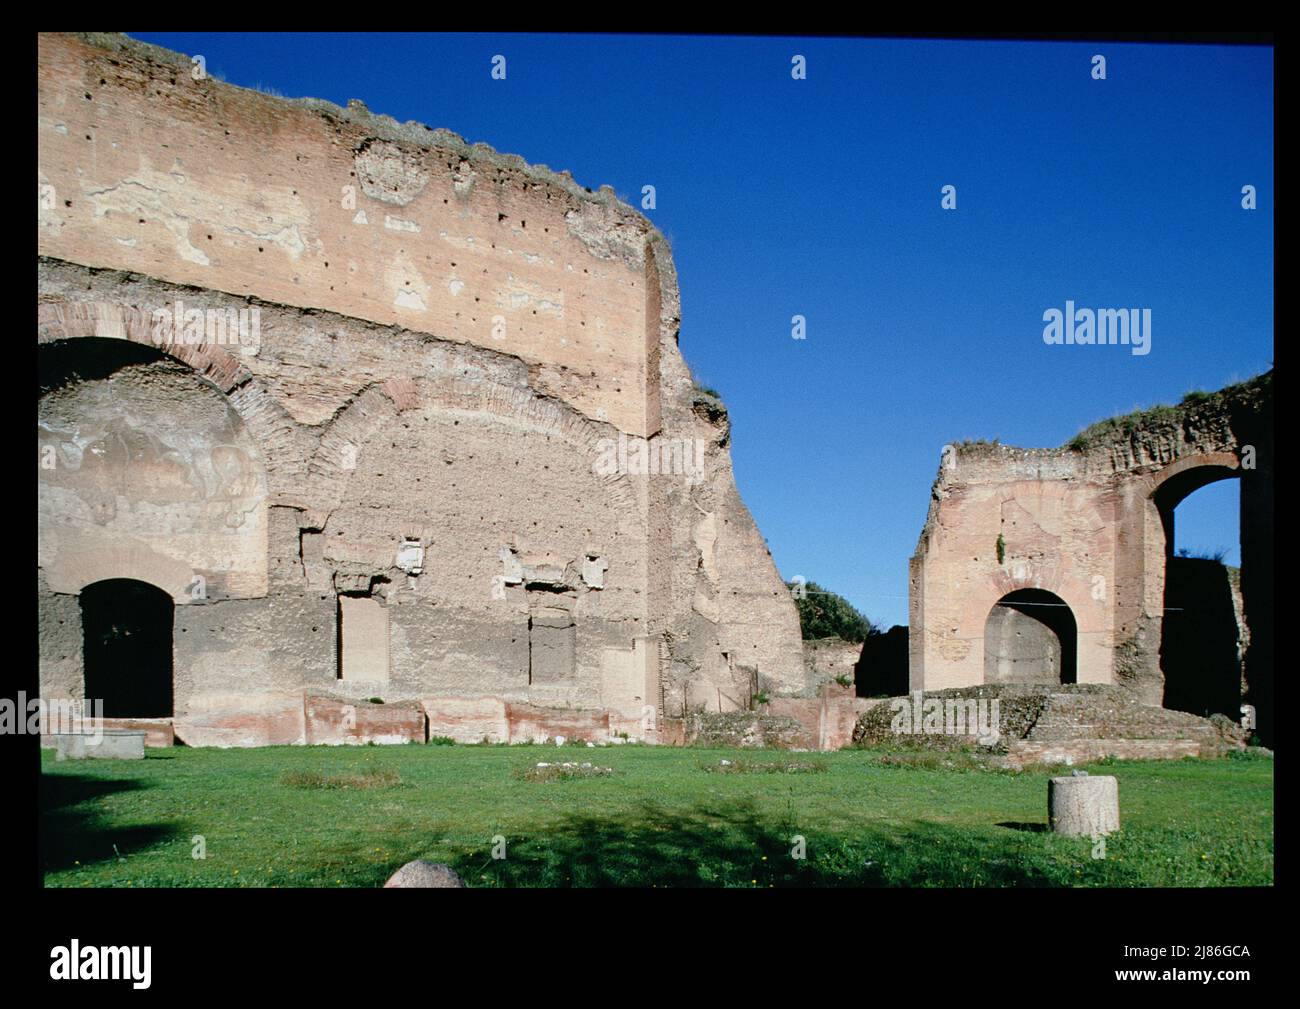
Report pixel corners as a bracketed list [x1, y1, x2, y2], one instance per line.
[37, 32, 807, 747]
[909, 374, 1273, 741]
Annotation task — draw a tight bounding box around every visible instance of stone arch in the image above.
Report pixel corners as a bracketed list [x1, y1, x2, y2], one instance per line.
[1144, 452, 1246, 720]
[984, 588, 1078, 685]
[38, 335, 270, 601]
[1145, 450, 1241, 554]
[37, 297, 304, 496]
[908, 373, 1271, 740]
[38, 299, 253, 393]
[307, 373, 638, 515]
[56, 543, 198, 602]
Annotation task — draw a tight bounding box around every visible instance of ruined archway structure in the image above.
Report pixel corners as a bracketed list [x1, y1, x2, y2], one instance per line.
[983, 589, 1078, 686]
[37, 33, 805, 747]
[909, 372, 1274, 745]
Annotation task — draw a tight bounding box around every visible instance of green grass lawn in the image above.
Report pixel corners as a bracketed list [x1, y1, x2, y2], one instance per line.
[40, 744, 1273, 887]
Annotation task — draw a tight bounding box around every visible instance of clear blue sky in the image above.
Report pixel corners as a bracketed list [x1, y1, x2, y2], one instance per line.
[131, 33, 1273, 628]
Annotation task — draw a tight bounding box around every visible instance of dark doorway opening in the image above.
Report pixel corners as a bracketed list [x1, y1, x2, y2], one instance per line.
[984, 589, 1077, 685]
[856, 625, 909, 697]
[1155, 473, 1245, 721]
[1160, 557, 1242, 718]
[81, 579, 174, 717]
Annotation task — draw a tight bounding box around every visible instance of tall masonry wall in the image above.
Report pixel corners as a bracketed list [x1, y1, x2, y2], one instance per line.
[37, 32, 806, 747]
[908, 373, 1272, 744]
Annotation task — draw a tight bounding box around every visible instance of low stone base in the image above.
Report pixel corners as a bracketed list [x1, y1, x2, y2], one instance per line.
[851, 684, 1245, 762]
[101, 718, 174, 747]
[41, 718, 174, 750]
[305, 695, 425, 746]
[421, 696, 672, 745]
[53, 729, 146, 760]
[768, 692, 883, 750]
[40, 691, 885, 752]
[1004, 738, 1202, 768]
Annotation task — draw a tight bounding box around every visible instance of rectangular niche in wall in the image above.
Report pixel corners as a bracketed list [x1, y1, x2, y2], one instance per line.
[528, 609, 576, 684]
[338, 594, 390, 682]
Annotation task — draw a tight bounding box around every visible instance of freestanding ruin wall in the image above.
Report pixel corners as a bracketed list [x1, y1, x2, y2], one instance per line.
[37, 32, 806, 747]
[908, 373, 1273, 744]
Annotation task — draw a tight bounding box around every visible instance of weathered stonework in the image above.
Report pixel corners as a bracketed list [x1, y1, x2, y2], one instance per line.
[851, 684, 1249, 766]
[37, 33, 806, 747]
[803, 636, 864, 689]
[909, 374, 1273, 744]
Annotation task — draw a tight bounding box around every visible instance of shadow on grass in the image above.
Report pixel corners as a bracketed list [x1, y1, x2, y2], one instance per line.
[40, 773, 183, 874]
[997, 821, 1049, 833]
[397, 800, 1142, 888]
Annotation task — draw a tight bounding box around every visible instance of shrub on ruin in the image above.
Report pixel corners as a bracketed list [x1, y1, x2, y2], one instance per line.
[787, 580, 874, 643]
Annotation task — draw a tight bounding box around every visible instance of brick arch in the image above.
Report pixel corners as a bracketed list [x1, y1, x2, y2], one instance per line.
[308, 373, 638, 513]
[1144, 450, 1241, 505]
[992, 574, 1094, 627]
[991, 554, 1066, 599]
[984, 587, 1079, 685]
[966, 566, 1094, 655]
[50, 543, 196, 602]
[38, 299, 251, 393]
[38, 320, 272, 601]
[1142, 450, 1242, 562]
[38, 297, 305, 498]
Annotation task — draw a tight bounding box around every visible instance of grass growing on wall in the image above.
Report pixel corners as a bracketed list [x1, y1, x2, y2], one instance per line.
[40, 745, 1272, 888]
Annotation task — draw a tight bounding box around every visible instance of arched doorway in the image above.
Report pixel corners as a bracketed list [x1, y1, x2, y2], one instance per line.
[1152, 466, 1244, 719]
[81, 579, 174, 718]
[984, 589, 1077, 685]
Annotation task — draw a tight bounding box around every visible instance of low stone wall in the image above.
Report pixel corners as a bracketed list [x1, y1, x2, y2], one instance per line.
[1004, 739, 1202, 768]
[420, 696, 668, 745]
[688, 711, 813, 749]
[101, 718, 175, 748]
[769, 692, 881, 750]
[506, 703, 611, 745]
[851, 684, 1246, 760]
[422, 696, 510, 744]
[143, 689, 682, 747]
[42, 717, 174, 749]
[174, 692, 311, 748]
[305, 695, 426, 746]
[53, 729, 146, 760]
[804, 637, 863, 687]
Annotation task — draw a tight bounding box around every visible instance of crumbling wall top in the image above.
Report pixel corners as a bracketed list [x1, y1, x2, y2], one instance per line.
[70, 33, 666, 245]
[40, 32, 685, 436]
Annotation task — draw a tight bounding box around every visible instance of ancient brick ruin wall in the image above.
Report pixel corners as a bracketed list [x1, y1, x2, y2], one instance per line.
[37, 32, 806, 746]
[908, 374, 1272, 741]
[909, 448, 1115, 691]
[38, 34, 657, 436]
